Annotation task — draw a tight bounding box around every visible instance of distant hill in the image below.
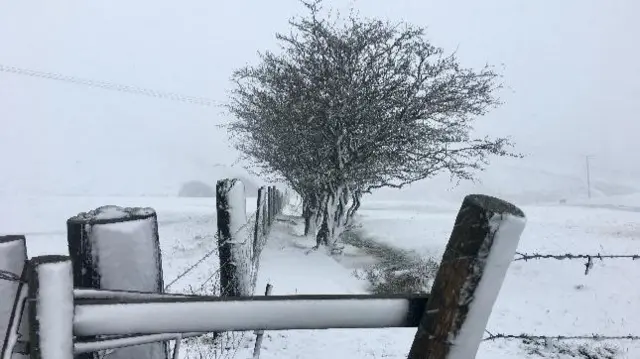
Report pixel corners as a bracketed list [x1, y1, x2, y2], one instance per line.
[367, 155, 640, 205]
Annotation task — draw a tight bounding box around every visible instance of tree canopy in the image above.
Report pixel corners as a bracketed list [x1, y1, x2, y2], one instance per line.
[226, 0, 517, 246]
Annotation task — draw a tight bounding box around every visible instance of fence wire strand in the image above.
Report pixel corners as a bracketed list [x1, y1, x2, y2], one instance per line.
[164, 194, 271, 291]
[484, 332, 640, 342]
[0, 269, 23, 283]
[514, 251, 640, 275]
[515, 252, 640, 262]
[174, 189, 284, 359]
[495, 252, 640, 347]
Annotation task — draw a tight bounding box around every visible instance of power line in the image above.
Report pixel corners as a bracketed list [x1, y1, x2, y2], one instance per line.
[0, 64, 218, 107]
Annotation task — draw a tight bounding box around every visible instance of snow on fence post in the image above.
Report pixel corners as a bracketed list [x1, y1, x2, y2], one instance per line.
[1, 235, 28, 359]
[67, 206, 166, 359]
[216, 178, 251, 297]
[27, 255, 74, 359]
[407, 194, 526, 359]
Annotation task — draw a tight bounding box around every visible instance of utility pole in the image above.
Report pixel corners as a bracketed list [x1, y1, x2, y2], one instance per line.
[585, 155, 593, 199]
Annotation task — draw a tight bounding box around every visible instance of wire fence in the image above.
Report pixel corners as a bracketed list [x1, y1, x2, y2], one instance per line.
[513, 251, 640, 276]
[483, 332, 640, 342]
[514, 252, 640, 262]
[0, 187, 284, 359]
[164, 193, 270, 293]
[485, 251, 640, 352]
[166, 188, 283, 359]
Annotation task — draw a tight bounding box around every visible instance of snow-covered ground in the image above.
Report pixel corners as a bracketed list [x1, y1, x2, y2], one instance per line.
[2, 192, 639, 358]
[357, 197, 640, 358]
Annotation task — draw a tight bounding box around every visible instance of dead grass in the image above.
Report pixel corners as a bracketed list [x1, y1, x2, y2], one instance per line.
[341, 228, 439, 294]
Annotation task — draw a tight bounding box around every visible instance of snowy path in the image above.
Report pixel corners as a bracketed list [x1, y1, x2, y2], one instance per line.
[230, 218, 419, 359]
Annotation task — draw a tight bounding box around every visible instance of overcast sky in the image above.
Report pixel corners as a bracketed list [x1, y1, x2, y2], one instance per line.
[1, 0, 638, 196]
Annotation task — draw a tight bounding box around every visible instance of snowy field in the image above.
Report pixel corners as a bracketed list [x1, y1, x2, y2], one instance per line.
[1, 193, 639, 358]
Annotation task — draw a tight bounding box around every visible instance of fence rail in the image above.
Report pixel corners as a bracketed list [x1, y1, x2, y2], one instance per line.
[2, 193, 527, 359]
[74, 294, 429, 335]
[1, 179, 286, 359]
[3, 189, 639, 358]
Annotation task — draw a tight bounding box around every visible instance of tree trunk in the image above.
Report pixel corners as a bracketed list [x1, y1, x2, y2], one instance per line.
[345, 190, 362, 226]
[304, 214, 311, 236]
[314, 185, 351, 247]
[303, 193, 321, 239]
[303, 197, 311, 236]
[316, 216, 330, 247]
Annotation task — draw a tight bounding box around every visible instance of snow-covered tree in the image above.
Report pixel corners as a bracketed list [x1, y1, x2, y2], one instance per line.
[226, 0, 518, 247]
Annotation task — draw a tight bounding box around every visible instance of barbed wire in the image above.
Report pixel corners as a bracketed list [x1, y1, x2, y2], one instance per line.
[164, 193, 270, 291]
[164, 243, 219, 291]
[515, 252, 640, 262]
[165, 190, 285, 359]
[0, 64, 218, 107]
[0, 269, 23, 283]
[514, 252, 640, 275]
[483, 332, 640, 342]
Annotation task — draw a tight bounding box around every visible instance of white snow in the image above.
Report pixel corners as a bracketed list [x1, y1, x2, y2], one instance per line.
[92, 218, 160, 292]
[227, 180, 247, 238]
[448, 212, 527, 358]
[71, 205, 155, 222]
[224, 180, 255, 295]
[35, 259, 74, 359]
[2, 192, 640, 358]
[89, 216, 165, 359]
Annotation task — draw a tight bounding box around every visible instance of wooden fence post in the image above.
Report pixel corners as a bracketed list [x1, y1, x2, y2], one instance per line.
[1, 235, 28, 359]
[252, 283, 273, 359]
[216, 178, 252, 297]
[28, 255, 74, 359]
[407, 194, 526, 359]
[260, 187, 268, 236]
[253, 187, 264, 259]
[67, 206, 166, 359]
[269, 186, 276, 223]
[266, 187, 272, 226]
